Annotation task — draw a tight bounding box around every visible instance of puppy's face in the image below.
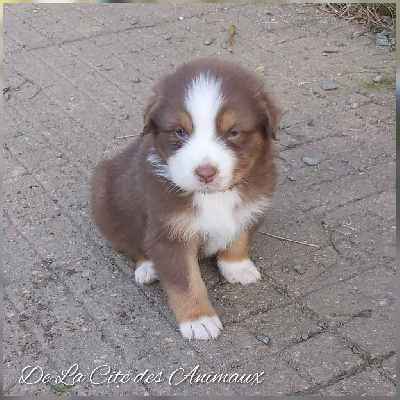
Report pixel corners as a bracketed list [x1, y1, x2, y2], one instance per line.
[143, 60, 279, 193]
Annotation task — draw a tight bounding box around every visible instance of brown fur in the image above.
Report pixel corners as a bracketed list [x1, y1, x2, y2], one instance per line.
[90, 57, 280, 332]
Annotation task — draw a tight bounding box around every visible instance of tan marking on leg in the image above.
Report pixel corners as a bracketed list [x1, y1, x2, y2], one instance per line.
[164, 255, 217, 324]
[218, 230, 250, 263]
[135, 256, 149, 268]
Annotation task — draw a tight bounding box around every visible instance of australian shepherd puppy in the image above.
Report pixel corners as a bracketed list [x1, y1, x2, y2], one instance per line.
[90, 58, 279, 340]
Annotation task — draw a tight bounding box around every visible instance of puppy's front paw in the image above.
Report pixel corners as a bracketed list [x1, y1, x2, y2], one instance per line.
[135, 260, 158, 285]
[217, 258, 261, 285]
[180, 316, 223, 340]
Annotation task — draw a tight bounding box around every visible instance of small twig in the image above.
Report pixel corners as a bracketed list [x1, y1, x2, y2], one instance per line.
[28, 86, 42, 99]
[227, 25, 236, 49]
[115, 133, 140, 139]
[258, 231, 320, 248]
[339, 219, 358, 232]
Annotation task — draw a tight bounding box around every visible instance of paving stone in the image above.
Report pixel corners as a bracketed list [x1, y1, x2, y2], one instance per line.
[233, 354, 311, 395]
[320, 191, 396, 233]
[282, 333, 362, 384]
[338, 302, 395, 357]
[343, 266, 395, 308]
[240, 304, 322, 351]
[301, 280, 376, 323]
[319, 366, 396, 396]
[330, 225, 395, 268]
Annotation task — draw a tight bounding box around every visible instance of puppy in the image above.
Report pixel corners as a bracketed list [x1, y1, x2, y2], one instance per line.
[90, 58, 279, 340]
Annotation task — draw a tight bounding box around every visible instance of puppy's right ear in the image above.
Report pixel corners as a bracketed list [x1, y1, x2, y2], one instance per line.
[142, 97, 156, 136]
[142, 94, 160, 136]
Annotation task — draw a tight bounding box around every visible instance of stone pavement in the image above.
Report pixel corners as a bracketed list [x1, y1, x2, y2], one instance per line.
[3, 3, 396, 396]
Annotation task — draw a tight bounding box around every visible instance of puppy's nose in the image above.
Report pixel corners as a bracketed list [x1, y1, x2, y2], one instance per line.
[195, 164, 218, 183]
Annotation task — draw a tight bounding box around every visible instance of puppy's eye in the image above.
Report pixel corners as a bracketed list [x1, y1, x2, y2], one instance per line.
[175, 128, 187, 138]
[227, 130, 239, 138]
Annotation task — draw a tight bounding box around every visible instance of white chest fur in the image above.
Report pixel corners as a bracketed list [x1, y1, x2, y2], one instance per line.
[191, 190, 270, 256]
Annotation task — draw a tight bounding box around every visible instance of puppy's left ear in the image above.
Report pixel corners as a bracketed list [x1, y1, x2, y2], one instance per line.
[256, 90, 281, 141]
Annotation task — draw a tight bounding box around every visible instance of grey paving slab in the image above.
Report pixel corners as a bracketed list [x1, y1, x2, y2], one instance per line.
[281, 332, 362, 384]
[3, 2, 395, 396]
[338, 302, 396, 358]
[233, 354, 311, 396]
[317, 366, 396, 396]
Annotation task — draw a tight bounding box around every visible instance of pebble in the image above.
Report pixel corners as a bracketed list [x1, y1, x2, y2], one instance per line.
[129, 18, 139, 25]
[4, 92, 11, 100]
[19, 314, 29, 321]
[372, 74, 383, 83]
[286, 174, 296, 182]
[255, 333, 270, 345]
[12, 166, 26, 177]
[131, 78, 141, 83]
[262, 23, 273, 32]
[279, 121, 290, 130]
[357, 309, 372, 318]
[37, 303, 47, 311]
[202, 36, 215, 45]
[300, 332, 309, 340]
[334, 40, 345, 47]
[350, 102, 358, 109]
[375, 30, 396, 46]
[341, 131, 349, 137]
[317, 319, 329, 329]
[119, 112, 129, 121]
[294, 264, 306, 274]
[231, 362, 240, 368]
[349, 342, 361, 354]
[302, 157, 319, 166]
[321, 82, 339, 90]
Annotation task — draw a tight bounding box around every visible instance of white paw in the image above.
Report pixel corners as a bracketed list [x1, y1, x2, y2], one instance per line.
[180, 316, 223, 340]
[217, 258, 261, 285]
[135, 260, 158, 285]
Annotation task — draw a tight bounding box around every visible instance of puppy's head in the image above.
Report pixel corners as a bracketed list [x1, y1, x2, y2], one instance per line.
[143, 58, 279, 193]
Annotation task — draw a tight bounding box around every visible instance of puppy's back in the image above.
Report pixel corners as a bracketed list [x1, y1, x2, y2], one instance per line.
[90, 140, 147, 260]
[90, 159, 118, 247]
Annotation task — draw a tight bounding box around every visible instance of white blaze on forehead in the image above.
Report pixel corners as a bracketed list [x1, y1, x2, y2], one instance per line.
[184, 72, 225, 138]
[166, 71, 236, 192]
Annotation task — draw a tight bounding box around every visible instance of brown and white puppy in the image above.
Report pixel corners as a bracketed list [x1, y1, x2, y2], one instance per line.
[90, 58, 279, 340]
